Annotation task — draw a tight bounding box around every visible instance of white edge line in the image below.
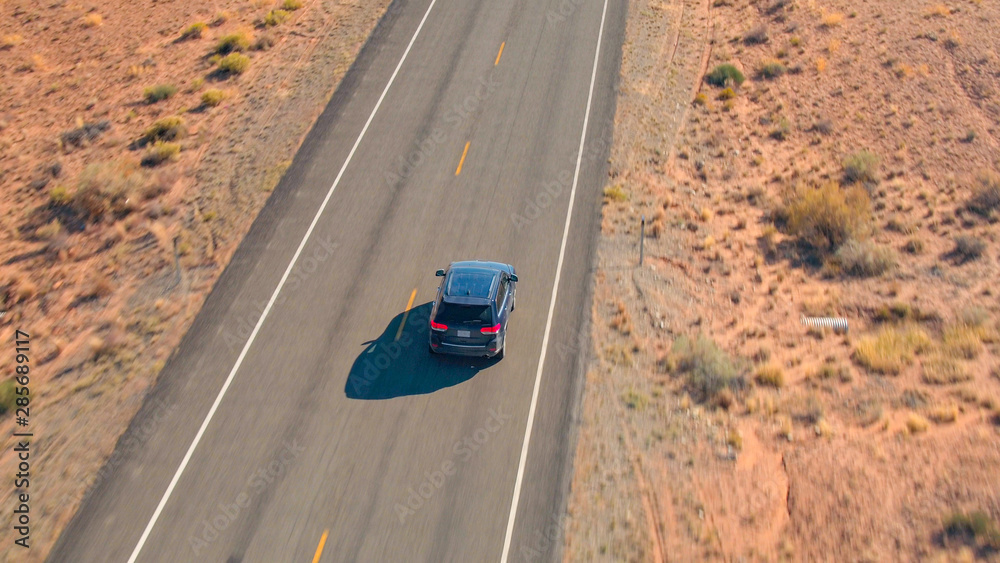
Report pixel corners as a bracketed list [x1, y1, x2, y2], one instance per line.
[126, 1, 440, 560]
[498, 0, 610, 560]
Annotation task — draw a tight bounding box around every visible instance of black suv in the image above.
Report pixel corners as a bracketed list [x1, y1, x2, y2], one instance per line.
[428, 261, 517, 359]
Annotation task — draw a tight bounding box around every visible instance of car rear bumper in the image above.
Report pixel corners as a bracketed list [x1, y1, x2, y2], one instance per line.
[429, 335, 502, 357]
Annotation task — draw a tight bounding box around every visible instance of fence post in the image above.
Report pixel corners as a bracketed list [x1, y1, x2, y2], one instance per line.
[639, 215, 645, 266]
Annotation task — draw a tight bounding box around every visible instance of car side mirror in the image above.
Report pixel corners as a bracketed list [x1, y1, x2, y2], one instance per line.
[435, 269, 445, 277]
[509, 274, 518, 282]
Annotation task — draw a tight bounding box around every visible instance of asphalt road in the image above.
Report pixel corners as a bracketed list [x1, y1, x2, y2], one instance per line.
[49, 0, 625, 560]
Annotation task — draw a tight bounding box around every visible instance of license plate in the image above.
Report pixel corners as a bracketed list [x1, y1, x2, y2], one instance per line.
[457, 330, 471, 338]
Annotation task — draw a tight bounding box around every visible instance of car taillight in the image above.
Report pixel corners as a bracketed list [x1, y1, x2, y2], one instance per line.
[431, 320, 448, 331]
[481, 323, 501, 335]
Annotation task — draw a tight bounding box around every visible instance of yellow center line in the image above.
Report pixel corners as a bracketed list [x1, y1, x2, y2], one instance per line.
[495, 41, 506, 66]
[395, 288, 418, 341]
[312, 530, 328, 563]
[455, 141, 471, 176]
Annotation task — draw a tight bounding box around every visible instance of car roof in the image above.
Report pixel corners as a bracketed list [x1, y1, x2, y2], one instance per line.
[443, 267, 498, 300]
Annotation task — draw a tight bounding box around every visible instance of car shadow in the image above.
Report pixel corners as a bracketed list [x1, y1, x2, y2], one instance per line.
[345, 302, 500, 400]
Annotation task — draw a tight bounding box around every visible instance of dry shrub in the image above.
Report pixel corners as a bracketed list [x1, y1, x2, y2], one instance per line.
[779, 182, 870, 253]
[906, 413, 929, 433]
[942, 512, 1000, 550]
[670, 335, 745, 404]
[35, 219, 62, 240]
[143, 84, 177, 103]
[610, 300, 632, 335]
[73, 161, 144, 221]
[833, 239, 897, 277]
[1, 34, 24, 49]
[967, 172, 1000, 217]
[143, 116, 186, 143]
[843, 150, 880, 185]
[926, 4, 952, 17]
[754, 364, 784, 388]
[929, 404, 958, 424]
[282, 0, 303, 9]
[744, 24, 768, 45]
[853, 324, 931, 375]
[821, 12, 844, 27]
[952, 235, 985, 263]
[215, 31, 252, 54]
[705, 64, 745, 87]
[603, 184, 628, 202]
[922, 356, 972, 384]
[201, 88, 229, 107]
[141, 141, 181, 167]
[218, 53, 251, 75]
[82, 13, 103, 27]
[180, 22, 207, 40]
[263, 9, 290, 26]
[942, 324, 984, 359]
[758, 59, 786, 79]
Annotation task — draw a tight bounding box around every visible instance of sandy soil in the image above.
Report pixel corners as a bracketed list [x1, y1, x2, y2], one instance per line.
[566, 0, 1000, 561]
[0, 0, 390, 559]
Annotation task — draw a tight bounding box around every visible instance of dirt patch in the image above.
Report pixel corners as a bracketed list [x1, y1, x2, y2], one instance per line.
[0, 0, 391, 559]
[567, 0, 1000, 560]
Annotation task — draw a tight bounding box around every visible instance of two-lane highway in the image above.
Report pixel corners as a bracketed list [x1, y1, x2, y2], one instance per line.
[49, 0, 625, 560]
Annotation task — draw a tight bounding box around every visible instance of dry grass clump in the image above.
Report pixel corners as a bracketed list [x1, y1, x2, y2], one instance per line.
[215, 31, 252, 54]
[201, 88, 229, 107]
[282, 0, 304, 9]
[610, 300, 633, 335]
[60, 120, 111, 149]
[744, 24, 768, 45]
[217, 52, 251, 74]
[82, 13, 103, 27]
[853, 324, 931, 375]
[906, 412, 929, 433]
[622, 387, 648, 411]
[820, 12, 844, 27]
[758, 59, 786, 79]
[833, 239, 898, 277]
[942, 324, 984, 359]
[705, 64, 745, 87]
[929, 404, 959, 424]
[263, 9, 290, 27]
[143, 84, 177, 103]
[1, 34, 24, 49]
[141, 141, 181, 167]
[180, 22, 207, 40]
[754, 364, 785, 388]
[603, 184, 628, 202]
[925, 4, 952, 17]
[779, 182, 870, 253]
[143, 116, 186, 143]
[668, 335, 745, 404]
[922, 356, 972, 385]
[843, 150, 880, 185]
[967, 172, 1000, 217]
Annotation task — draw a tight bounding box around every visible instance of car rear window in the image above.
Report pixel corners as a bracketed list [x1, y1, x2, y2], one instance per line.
[445, 270, 494, 299]
[435, 302, 492, 325]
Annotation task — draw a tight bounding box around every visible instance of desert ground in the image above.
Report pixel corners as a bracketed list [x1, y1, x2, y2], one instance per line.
[0, 0, 390, 558]
[566, 0, 1000, 561]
